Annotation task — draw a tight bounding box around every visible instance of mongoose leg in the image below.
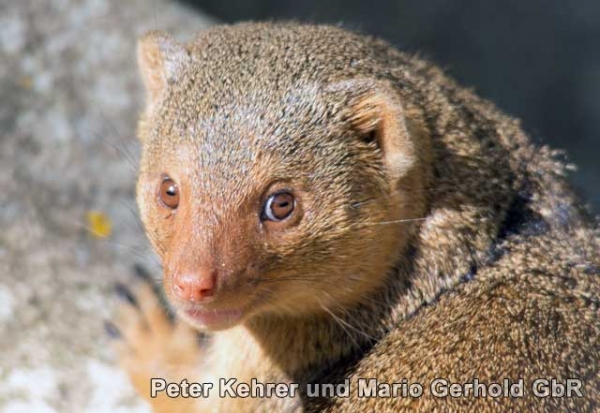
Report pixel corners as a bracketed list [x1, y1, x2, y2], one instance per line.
[108, 266, 204, 413]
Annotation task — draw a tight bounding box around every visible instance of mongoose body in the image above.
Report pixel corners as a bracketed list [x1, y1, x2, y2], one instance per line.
[112, 22, 600, 412]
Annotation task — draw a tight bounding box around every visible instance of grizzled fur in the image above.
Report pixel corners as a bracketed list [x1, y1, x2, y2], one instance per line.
[113, 22, 600, 412]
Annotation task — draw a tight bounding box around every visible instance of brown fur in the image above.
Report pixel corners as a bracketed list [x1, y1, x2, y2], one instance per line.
[113, 22, 600, 412]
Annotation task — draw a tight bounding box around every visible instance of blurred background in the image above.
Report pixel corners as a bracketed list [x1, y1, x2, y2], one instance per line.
[184, 0, 600, 211]
[0, 0, 597, 412]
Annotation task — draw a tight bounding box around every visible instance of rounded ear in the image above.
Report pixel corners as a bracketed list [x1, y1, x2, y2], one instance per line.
[326, 79, 423, 189]
[137, 31, 190, 111]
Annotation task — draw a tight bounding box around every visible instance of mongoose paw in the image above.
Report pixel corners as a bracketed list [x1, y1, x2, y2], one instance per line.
[106, 265, 204, 405]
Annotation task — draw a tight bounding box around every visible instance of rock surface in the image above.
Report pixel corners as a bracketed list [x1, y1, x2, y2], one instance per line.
[0, 1, 214, 411]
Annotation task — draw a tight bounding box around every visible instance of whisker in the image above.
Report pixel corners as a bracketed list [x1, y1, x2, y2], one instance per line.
[319, 301, 361, 351]
[349, 184, 496, 210]
[102, 119, 140, 167]
[84, 126, 139, 172]
[328, 304, 379, 342]
[57, 216, 161, 266]
[364, 217, 428, 226]
[121, 200, 148, 237]
[253, 275, 353, 289]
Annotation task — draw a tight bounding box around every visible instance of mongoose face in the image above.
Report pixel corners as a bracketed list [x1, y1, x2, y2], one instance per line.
[135, 24, 428, 331]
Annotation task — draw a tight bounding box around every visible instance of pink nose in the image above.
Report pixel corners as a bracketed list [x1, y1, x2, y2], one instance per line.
[172, 270, 217, 302]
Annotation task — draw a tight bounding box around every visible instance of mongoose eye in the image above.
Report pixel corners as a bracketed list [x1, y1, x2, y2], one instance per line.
[158, 177, 180, 209]
[262, 191, 295, 222]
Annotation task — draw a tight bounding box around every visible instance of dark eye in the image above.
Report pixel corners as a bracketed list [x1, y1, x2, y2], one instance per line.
[262, 191, 295, 222]
[158, 177, 180, 209]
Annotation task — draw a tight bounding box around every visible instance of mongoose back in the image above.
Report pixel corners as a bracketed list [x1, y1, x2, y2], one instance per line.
[111, 22, 600, 412]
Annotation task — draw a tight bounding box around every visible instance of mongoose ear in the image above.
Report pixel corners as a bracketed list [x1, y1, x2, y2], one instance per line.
[329, 79, 418, 188]
[137, 31, 190, 110]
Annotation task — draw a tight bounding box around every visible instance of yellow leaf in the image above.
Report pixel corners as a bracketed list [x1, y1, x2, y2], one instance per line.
[86, 211, 112, 238]
[17, 76, 33, 90]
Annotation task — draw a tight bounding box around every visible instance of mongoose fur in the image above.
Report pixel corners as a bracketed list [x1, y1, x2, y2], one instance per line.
[111, 22, 600, 412]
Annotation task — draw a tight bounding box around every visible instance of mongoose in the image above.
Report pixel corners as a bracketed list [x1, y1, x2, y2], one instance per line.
[109, 22, 600, 412]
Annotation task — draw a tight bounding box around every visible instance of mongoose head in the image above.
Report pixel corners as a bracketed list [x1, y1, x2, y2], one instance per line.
[135, 23, 429, 331]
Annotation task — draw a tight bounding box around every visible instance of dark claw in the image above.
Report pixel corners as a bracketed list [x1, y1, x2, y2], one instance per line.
[104, 320, 121, 339]
[133, 263, 153, 282]
[114, 282, 139, 308]
[196, 331, 211, 347]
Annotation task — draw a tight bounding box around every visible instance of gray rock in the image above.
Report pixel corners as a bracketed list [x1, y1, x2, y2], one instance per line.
[0, 0, 214, 411]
